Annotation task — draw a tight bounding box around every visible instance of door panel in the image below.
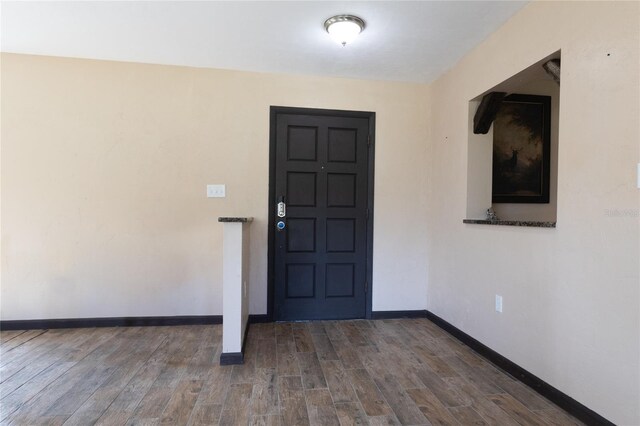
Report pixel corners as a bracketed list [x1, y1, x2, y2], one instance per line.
[272, 111, 371, 321]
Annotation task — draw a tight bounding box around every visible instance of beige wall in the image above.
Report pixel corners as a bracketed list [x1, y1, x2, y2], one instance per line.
[2, 1, 639, 423]
[1, 53, 430, 320]
[427, 1, 639, 424]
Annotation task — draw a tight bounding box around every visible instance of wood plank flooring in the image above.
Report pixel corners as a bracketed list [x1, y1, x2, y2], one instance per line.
[0, 319, 583, 425]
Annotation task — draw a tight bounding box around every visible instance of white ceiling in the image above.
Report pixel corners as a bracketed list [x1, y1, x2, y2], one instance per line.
[0, 1, 528, 83]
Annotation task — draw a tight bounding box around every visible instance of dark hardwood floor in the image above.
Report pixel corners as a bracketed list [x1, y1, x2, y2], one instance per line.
[0, 319, 583, 425]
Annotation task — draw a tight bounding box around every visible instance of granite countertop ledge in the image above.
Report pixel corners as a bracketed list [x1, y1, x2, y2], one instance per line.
[463, 219, 556, 228]
[218, 217, 254, 223]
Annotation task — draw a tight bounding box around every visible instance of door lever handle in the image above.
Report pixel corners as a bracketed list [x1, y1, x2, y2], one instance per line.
[277, 200, 286, 218]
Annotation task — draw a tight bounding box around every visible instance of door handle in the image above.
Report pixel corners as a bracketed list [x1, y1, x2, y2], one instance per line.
[276, 196, 286, 231]
[277, 197, 286, 218]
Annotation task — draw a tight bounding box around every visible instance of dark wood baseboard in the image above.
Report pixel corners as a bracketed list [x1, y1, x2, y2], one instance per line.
[0, 315, 222, 330]
[2, 314, 272, 331]
[248, 314, 271, 323]
[425, 311, 614, 426]
[371, 310, 428, 319]
[219, 352, 243, 365]
[248, 310, 429, 323]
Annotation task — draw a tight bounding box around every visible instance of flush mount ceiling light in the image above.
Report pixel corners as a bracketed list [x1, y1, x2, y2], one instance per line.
[324, 15, 365, 46]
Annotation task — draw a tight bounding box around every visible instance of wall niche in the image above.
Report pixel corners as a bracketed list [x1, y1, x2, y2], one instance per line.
[466, 51, 560, 225]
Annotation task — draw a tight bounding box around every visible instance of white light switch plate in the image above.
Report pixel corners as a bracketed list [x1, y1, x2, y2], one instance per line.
[637, 163, 640, 189]
[495, 295, 503, 313]
[207, 184, 226, 198]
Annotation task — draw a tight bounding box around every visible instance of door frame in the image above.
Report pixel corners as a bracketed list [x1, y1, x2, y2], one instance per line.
[267, 106, 376, 321]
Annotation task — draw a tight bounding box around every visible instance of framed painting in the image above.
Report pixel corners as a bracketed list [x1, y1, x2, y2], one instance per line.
[492, 94, 551, 203]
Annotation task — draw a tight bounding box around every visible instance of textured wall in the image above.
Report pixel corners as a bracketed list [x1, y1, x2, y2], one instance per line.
[426, 2, 639, 424]
[1, 53, 429, 319]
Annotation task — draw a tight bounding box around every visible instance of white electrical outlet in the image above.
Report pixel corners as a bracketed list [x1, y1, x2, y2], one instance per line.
[207, 184, 226, 198]
[495, 295, 503, 313]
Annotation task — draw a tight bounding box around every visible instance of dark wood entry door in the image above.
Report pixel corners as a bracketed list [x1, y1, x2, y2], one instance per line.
[270, 107, 374, 321]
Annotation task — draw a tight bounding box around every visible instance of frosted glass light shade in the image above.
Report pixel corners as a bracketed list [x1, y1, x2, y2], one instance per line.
[324, 15, 365, 46]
